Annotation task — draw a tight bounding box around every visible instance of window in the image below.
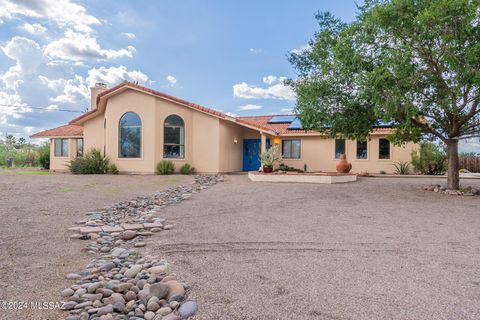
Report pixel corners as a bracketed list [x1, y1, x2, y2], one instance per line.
[379, 138, 390, 159]
[356, 140, 368, 159]
[282, 139, 301, 159]
[163, 115, 185, 158]
[76, 138, 84, 157]
[335, 139, 346, 159]
[119, 112, 142, 158]
[54, 138, 69, 157]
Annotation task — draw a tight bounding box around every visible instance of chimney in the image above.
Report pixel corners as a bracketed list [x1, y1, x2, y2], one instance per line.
[90, 82, 107, 110]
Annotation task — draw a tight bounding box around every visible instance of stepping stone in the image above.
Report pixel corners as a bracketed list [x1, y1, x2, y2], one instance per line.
[102, 225, 124, 233]
[121, 223, 144, 231]
[80, 226, 103, 234]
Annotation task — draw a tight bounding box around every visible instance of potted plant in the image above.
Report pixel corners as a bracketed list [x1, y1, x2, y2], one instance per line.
[260, 145, 282, 173]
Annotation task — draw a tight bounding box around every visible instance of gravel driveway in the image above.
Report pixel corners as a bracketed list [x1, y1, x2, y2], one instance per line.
[1, 170, 479, 320]
[0, 169, 192, 320]
[152, 175, 480, 320]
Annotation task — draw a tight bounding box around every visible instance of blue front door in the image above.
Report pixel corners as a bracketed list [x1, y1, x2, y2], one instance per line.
[242, 139, 270, 171]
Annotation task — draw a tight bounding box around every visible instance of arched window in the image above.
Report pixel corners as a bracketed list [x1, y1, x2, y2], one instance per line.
[164, 115, 185, 158]
[119, 112, 141, 158]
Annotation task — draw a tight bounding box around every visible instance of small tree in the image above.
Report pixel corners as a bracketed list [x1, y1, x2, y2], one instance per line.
[411, 142, 448, 175]
[288, 0, 480, 189]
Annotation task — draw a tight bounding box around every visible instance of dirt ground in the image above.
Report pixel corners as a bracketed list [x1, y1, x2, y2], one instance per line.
[1, 170, 479, 320]
[0, 169, 192, 320]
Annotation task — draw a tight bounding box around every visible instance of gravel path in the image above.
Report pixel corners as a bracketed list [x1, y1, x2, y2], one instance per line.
[151, 175, 480, 320]
[0, 170, 192, 320]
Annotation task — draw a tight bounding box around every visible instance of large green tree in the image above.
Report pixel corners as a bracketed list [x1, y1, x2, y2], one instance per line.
[288, 0, 480, 189]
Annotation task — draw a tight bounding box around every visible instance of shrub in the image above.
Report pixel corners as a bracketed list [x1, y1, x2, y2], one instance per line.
[260, 145, 282, 168]
[108, 163, 119, 175]
[38, 143, 50, 169]
[393, 161, 410, 175]
[180, 163, 195, 174]
[379, 170, 386, 175]
[69, 148, 109, 174]
[411, 142, 447, 175]
[156, 160, 175, 175]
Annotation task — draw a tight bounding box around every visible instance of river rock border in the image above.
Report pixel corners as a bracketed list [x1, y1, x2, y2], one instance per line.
[423, 184, 480, 196]
[61, 175, 224, 320]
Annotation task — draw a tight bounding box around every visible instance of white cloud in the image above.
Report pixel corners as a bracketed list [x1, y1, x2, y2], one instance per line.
[233, 77, 295, 101]
[262, 75, 287, 85]
[238, 104, 262, 111]
[166, 75, 177, 85]
[225, 112, 238, 117]
[249, 48, 262, 54]
[1, 36, 44, 89]
[86, 66, 149, 87]
[44, 29, 136, 61]
[22, 23, 46, 35]
[46, 75, 89, 104]
[120, 32, 136, 39]
[0, 0, 101, 32]
[280, 107, 294, 113]
[290, 44, 311, 55]
[459, 138, 480, 154]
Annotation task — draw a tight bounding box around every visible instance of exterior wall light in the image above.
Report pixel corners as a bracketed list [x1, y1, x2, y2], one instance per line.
[233, 138, 238, 144]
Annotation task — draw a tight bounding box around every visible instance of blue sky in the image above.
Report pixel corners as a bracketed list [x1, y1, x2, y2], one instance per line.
[0, 0, 478, 152]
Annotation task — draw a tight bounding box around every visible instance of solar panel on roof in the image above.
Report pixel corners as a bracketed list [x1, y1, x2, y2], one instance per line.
[287, 117, 303, 130]
[267, 115, 296, 124]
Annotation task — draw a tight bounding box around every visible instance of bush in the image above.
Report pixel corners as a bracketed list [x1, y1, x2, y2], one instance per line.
[108, 163, 119, 175]
[38, 143, 50, 169]
[393, 161, 410, 175]
[156, 160, 175, 175]
[411, 142, 447, 175]
[69, 148, 109, 174]
[180, 163, 195, 174]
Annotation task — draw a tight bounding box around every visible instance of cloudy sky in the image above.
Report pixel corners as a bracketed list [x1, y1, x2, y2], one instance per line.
[0, 0, 478, 152]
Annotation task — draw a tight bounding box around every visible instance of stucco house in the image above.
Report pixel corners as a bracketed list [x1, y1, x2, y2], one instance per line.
[31, 81, 417, 174]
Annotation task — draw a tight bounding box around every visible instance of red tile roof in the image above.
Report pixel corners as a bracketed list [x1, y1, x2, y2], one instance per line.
[30, 124, 83, 138]
[69, 81, 226, 125]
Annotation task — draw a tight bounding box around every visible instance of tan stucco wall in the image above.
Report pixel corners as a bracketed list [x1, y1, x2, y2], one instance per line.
[83, 114, 104, 153]
[49, 138, 78, 172]
[219, 120, 244, 172]
[280, 135, 417, 174]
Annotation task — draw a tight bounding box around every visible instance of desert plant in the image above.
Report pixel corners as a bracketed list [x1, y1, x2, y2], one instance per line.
[156, 160, 175, 175]
[411, 142, 447, 175]
[379, 170, 386, 175]
[259, 145, 282, 168]
[393, 161, 410, 175]
[38, 143, 50, 169]
[69, 148, 109, 174]
[180, 163, 194, 175]
[108, 163, 119, 175]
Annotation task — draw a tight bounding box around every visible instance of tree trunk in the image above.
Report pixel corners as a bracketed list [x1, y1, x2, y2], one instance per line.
[446, 139, 460, 190]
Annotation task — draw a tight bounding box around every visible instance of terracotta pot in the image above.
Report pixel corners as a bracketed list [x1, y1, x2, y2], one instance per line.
[263, 165, 273, 173]
[336, 154, 352, 173]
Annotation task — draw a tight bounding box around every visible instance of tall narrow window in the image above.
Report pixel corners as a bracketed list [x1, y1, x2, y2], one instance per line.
[335, 139, 345, 159]
[119, 112, 141, 158]
[164, 115, 185, 158]
[379, 138, 390, 159]
[282, 139, 301, 159]
[54, 138, 69, 157]
[76, 138, 84, 157]
[356, 140, 368, 159]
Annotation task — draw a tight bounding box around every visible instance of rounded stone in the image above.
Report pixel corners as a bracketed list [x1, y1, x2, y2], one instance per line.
[144, 311, 156, 320]
[121, 230, 137, 240]
[124, 265, 142, 278]
[124, 290, 137, 301]
[107, 292, 125, 305]
[66, 273, 82, 280]
[166, 281, 185, 302]
[150, 282, 169, 299]
[157, 306, 172, 316]
[134, 242, 147, 248]
[178, 300, 198, 319]
[97, 304, 113, 316]
[61, 288, 75, 297]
